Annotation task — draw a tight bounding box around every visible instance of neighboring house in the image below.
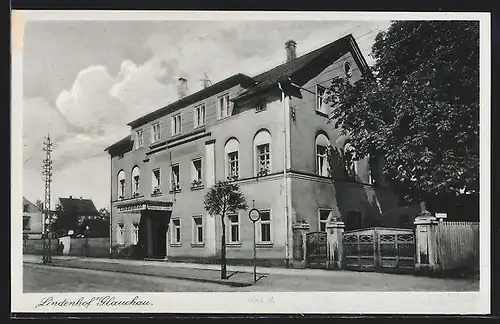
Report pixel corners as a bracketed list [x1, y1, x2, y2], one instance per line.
[105, 34, 402, 266]
[23, 197, 43, 238]
[58, 196, 101, 225]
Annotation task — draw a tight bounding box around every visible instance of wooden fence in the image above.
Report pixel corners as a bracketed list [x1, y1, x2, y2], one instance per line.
[436, 221, 479, 273]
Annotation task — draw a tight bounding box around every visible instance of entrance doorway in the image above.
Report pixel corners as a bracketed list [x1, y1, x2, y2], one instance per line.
[140, 210, 170, 259]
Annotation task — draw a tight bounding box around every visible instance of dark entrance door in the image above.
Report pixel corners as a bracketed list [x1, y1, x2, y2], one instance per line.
[147, 211, 169, 259]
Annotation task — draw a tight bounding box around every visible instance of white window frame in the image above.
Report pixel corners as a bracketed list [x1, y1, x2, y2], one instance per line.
[170, 164, 181, 192]
[316, 84, 327, 114]
[254, 130, 272, 176]
[131, 221, 139, 245]
[171, 113, 182, 136]
[344, 143, 358, 180]
[318, 209, 332, 232]
[151, 121, 161, 143]
[194, 103, 206, 128]
[217, 93, 230, 119]
[225, 138, 240, 180]
[227, 213, 240, 244]
[135, 129, 144, 149]
[256, 209, 273, 244]
[117, 222, 125, 245]
[316, 144, 329, 177]
[118, 170, 126, 200]
[256, 143, 271, 176]
[152, 168, 161, 195]
[171, 218, 181, 245]
[191, 158, 203, 188]
[132, 166, 140, 197]
[192, 215, 204, 245]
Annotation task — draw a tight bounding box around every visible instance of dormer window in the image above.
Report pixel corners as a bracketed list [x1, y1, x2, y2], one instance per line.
[256, 101, 267, 113]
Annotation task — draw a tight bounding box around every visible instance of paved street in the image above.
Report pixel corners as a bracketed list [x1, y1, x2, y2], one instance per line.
[23, 261, 479, 293]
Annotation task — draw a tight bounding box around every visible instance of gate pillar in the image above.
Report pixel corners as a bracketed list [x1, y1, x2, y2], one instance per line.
[326, 218, 345, 270]
[291, 222, 309, 269]
[414, 203, 440, 274]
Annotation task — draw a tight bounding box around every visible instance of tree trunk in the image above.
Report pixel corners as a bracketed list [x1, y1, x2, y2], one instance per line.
[221, 215, 227, 279]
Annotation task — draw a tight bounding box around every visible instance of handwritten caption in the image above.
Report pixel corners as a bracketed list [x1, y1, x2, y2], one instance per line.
[35, 296, 152, 308]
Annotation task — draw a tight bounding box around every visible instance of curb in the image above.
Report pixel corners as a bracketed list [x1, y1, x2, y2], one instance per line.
[24, 260, 254, 288]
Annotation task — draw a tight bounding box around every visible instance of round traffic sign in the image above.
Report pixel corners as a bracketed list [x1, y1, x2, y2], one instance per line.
[248, 208, 260, 222]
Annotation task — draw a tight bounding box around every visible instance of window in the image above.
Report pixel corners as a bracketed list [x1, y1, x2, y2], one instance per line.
[171, 219, 181, 244]
[228, 214, 240, 244]
[217, 93, 230, 119]
[152, 168, 161, 195]
[344, 61, 353, 78]
[192, 216, 203, 244]
[254, 130, 272, 176]
[152, 122, 161, 143]
[132, 166, 140, 197]
[132, 221, 139, 245]
[135, 129, 144, 149]
[346, 211, 362, 231]
[117, 223, 125, 245]
[171, 113, 182, 136]
[170, 164, 180, 192]
[319, 209, 331, 232]
[316, 84, 327, 114]
[23, 204, 29, 213]
[343, 143, 358, 180]
[23, 216, 31, 231]
[224, 138, 240, 180]
[258, 210, 272, 244]
[118, 170, 125, 199]
[256, 101, 267, 112]
[194, 104, 206, 128]
[191, 159, 203, 189]
[315, 134, 330, 177]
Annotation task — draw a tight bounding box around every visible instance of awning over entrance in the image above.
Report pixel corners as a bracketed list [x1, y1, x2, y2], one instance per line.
[115, 198, 173, 213]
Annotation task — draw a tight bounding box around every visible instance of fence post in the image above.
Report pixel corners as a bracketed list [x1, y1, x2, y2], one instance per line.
[414, 204, 440, 274]
[291, 222, 309, 269]
[326, 218, 345, 270]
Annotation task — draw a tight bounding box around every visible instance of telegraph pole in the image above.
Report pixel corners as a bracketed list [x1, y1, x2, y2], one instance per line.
[42, 134, 53, 264]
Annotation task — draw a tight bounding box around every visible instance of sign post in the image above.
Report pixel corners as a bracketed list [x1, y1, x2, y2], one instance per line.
[248, 207, 261, 283]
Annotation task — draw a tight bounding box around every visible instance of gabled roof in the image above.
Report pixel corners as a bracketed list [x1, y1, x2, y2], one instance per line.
[233, 34, 371, 102]
[23, 197, 42, 213]
[58, 197, 99, 215]
[104, 135, 133, 152]
[126, 73, 255, 129]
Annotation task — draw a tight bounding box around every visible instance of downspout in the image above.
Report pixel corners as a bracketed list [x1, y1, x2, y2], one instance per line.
[278, 82, 290, 267]
[109, 153, 112, 258]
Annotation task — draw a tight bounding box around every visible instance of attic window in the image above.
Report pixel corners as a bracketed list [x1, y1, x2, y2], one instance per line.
[256, 101, 267, 113]
[344, 62, 352, 78]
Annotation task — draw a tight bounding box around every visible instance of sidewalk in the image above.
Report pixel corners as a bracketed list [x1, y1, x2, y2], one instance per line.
[23, 255, 266, 287]
[23, 254, 479, 291]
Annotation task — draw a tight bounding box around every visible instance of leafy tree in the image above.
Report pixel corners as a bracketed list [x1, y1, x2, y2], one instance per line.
[326, 21, 479, 212]
[52, 203, 79, 236]
[98, 208, 110, 219]
[204, 180, 248, 279]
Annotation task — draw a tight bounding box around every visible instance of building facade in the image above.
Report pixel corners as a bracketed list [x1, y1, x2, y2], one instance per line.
[23, 197, 44, 238]
[105, 34, 401, 266]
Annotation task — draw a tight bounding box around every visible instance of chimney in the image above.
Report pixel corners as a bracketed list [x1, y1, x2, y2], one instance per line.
[69, 195, 73, 199]
[285, 40, 297, 62]
[178, 77, 189, 99]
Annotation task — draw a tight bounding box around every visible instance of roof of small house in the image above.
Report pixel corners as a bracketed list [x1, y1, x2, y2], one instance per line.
[58, 197, 99, 216]
[23, 197, 42, 213]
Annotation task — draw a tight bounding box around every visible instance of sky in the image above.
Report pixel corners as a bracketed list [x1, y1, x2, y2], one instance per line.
[21, 18, 392, 210]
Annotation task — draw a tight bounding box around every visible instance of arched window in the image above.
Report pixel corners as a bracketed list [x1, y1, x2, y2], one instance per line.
[117, 170, 125, 199]
[343, 142, 358, 180]
[315, 133, 330, 177]
[225, 138, 240, 180]
[253, 130, 272, 176]
[132, 166, 140, 197]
